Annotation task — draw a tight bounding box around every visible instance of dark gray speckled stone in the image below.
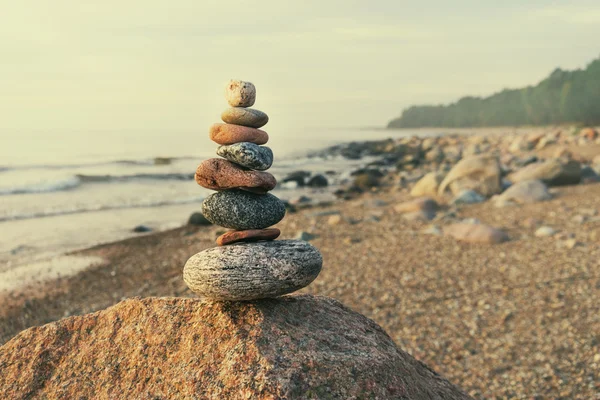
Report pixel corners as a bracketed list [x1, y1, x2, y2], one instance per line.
[202, 189, 285, 230]
[217, 142, 273, 171]
[183, 240, 323, 300]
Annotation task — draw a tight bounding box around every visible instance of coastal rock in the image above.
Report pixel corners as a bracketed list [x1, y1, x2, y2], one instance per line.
[216, 142, 273, 171]
[187, 212, 212, 226]
[195, 158, 276, 193]
[394, 197, 438, 214]
[209, 123, 268, 146]
[282, 170, 310, 186]
[221, 107, 268, 128]
[402, 210, 436, 221]
[216, 228, 280, 246]
[307, 174, 328, 188]
[493, 180, 552, 207]
[225, 79, 256, 107]
[202, 190, 286, 230]
[132, 225, 152, 233]
[444, 223, 509, 244]
[411, 172, 445, 197]
[508, 159, 581, 186]
[0, 296, 471, 399]
[438, 155, 502, 197]
[184, 240, 322, 300]
[452, 189, 485, 205]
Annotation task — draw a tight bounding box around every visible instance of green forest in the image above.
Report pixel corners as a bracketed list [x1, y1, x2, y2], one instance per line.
[387, 56, 600, 128]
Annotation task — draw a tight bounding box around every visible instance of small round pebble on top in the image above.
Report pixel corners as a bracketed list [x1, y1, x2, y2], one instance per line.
[225, 79, 256, 108]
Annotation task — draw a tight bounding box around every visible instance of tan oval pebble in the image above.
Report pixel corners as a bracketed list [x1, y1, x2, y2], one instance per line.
[195, 158, 276, 193]
[209, 123, 268, 145]
[216, 228, 280, 246]
[225, 79, 256, 107]
[221, 107, 269, 129]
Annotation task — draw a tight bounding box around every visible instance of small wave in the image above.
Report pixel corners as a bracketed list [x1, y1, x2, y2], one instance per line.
[3, 156, 198, 171]
[0, 195, 205, 222]
[0, 177, 81, 195]
[76, 172, 194, 183]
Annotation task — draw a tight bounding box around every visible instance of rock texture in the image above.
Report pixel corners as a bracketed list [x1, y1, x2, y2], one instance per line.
[202, 189, 286, 230]
[438, 155, 502, 197]
[195, 158, 276, 192]
[0, 296, 471, 399]
[221, 107, 269, 128]
[209, 123, 268, 146]
[216, 228, 281, 246]
[444, 223, 509, 244]
[216, 142, 273, 171]
[184, 240, 322, 300]
[494, 180, 552, 206]
[508, 159, 582, 186]
[411, 172, 445, 197]
[394, 197, 438, 214]
[225, 79, 256, 107]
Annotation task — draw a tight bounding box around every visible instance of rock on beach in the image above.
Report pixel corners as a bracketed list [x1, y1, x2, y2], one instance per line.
[202, 189, 286, 230]
[195, 158, 276, 193]
[216, 142, 273, 171]
[221, 107, 268, 128]
[183, 240, 322, 300]
[216, 228, 281, 246]
[225, 79, 256, 107]
[209, 123, 268, 146]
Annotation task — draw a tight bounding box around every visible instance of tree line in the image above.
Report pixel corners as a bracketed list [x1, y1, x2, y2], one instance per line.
[387, 56, 600, 128]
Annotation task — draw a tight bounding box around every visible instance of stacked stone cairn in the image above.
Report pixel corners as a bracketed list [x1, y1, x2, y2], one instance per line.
[183, 80, 323, 301]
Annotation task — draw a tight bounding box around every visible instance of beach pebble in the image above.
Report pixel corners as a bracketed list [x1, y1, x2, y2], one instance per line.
[444, 223, 509, 244]
[535, 226, 557, 237]
[216, 143, 273, 171]
[132, 225, 152, 233]
[307, 174, 328, 188]
[202, 189, 286, 230]
[221, 107, 268, 128]
[209, 123, 268, 146]
[394, 197, 438, 214]
[452, 189, 485, 205]
[195, 158, 276, 193]
[225, 79, 256, 107]
[295, 231, 317, 241]
[216, 228, 280, 246]
[183, 240, 322, 300]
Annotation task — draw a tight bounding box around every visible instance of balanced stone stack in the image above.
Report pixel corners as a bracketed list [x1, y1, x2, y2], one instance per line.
[183, 80, 323, 301]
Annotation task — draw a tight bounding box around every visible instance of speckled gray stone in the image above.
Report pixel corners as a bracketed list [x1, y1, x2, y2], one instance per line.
[217, 143, 273, 171]
[221, 107, 269, 129]
[183, 240, 322, 300]
[202, 189, 285, 230]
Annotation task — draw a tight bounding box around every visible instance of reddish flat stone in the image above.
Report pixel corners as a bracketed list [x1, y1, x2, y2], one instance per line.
[195, 158, 276, 193]
[209, 123, 268, 145]
[216, 228, 281, 246]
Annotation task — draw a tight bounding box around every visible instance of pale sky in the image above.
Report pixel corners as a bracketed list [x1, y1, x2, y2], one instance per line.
[1, 0, 599, 134]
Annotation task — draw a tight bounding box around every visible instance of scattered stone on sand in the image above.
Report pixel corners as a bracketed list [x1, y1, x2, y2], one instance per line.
[0, 296, 471, 399]
[422, 224, 443, 235]
[224, 79, 256, 107]
[187, 212, 212, 226]
[535, 226, 557, 237]
[493, 179, 552, 207]
[282, 170, 310, 186]
[394, 197, 438, 214]
[403, 210, 436, 221]
[564, 238, 579, 249]
[295, 231, 318, 241]
[184, 240, 322, 300]
[195, 158, 276, 193]
[452, 189, 485, 205]
[307, 174, 328, 188]
[352, 172, 382, 190]
[508, 159, 582, 186]
[216, 142, 273, 171]
[209, 123, 268, 145]
[410, 172, 445, 197]
[215, 228, 281, 246]
[327, 214, 343, 226]
[202, 189, 286, 230]
[444, 223, 509, 244]
[221, 107, 268, 128]
[438, 155, 503, 197]
[132, 225, 152, 233]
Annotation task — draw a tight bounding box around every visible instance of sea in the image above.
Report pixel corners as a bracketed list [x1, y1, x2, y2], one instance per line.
[0, 126, 443, 268]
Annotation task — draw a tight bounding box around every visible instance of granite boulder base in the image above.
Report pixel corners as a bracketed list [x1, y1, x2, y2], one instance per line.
[183, 240, 322, 300]
[221, 107, 269, 129]
[202, 189, 286, 230]
[216, 142, 273, 171]
[195, 158, 276, 193]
